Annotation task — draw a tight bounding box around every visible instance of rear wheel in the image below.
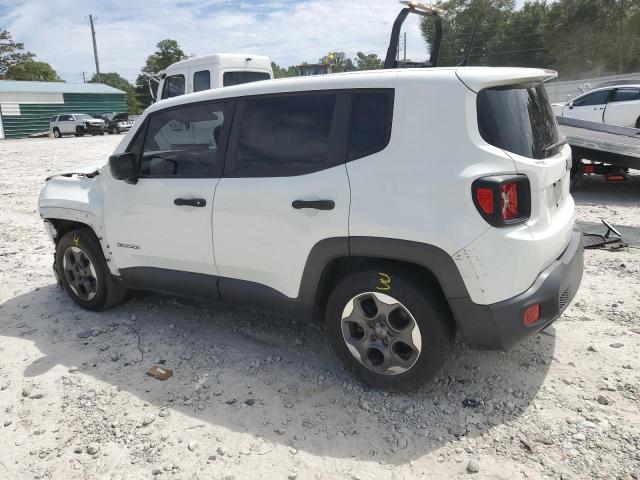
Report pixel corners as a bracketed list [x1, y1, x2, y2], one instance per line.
[53, 128, 61, 138]
[55, 229, 126, 311]
[325, 268, 453, 392]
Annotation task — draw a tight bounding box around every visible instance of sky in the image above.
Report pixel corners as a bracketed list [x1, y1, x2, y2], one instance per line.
[0, 0, 524, 84]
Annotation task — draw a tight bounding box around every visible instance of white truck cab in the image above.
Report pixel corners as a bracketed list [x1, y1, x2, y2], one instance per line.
[149, 53, 274, 102]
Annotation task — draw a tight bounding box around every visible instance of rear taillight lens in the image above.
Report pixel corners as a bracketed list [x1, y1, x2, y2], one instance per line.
[476, 188, 494, 215]
[501, 182, 519, 220]
[472, 175, 530, 227]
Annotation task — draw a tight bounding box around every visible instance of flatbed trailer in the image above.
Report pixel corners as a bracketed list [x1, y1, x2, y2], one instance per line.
[557, 117, 640, 184]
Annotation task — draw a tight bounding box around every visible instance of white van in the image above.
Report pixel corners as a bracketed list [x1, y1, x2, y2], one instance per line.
[149, 53, 273, 102]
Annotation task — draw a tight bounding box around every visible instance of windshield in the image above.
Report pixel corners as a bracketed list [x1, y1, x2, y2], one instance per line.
[114, 113, 129, 121]
[75, 114, 96, 121]
[477, 83, 560, 159]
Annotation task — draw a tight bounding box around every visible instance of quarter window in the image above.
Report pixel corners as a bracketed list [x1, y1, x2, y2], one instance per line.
[610, 88, 640, 103]
[140, 102, 231, 178]
[348, 90, 394, 160]
[232, 93, 338, 177]
[193, 70, 210, 93]
[572, 90, 610, 107]
[161, 74, 185, 99]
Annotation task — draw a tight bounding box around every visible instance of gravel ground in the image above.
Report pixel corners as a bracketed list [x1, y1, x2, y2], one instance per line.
[0, 135, 639, 480]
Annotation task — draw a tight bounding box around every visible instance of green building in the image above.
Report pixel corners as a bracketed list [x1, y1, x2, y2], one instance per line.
[0, 80, 126, 139]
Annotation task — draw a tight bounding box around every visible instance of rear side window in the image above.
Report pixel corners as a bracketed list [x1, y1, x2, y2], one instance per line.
[477, 84, 559, 159]
[161, 74, 185, 99]
[610, 88, 640, 103]
[572, 90, 610, 107]
[193, 70, 210, 92]
[232, 93, 337, 177]
[50, 116, 58, 122]
[140, 102, 231, 178]
[223, 71, 271, 87]
[348, 90, 394, 161]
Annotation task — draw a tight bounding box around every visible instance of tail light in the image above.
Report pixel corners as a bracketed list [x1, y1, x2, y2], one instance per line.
[472, 175, 530, 227]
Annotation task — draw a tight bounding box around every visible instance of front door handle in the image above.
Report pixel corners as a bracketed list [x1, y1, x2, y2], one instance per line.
[292, 199, 335, 210]
[174, 198, 206, 207]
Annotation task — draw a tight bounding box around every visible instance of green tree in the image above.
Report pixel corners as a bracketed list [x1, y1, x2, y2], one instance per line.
[90, 72, 141, 114]
[354, 52, 383, 70]
[135, 39, 187, 109]
[319, 52, 355, 73]
[5, 59, 62, 81]
[271, 62, 297, 78]
[420, 0, 640, 77]
[0, 30, 34, 78]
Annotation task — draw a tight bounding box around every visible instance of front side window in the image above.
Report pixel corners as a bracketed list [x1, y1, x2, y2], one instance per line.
[232, 93, 337, 177]
[193, 70, 210, 92]
[477, 83, 559, 159]
[348, 90, 394, 161]
[140, 102, 231, 178]
[161, 74, 185, 99]
[572, 90, 610, 107]
[610, 88, 640, 103]
[223, 71, 271, 87]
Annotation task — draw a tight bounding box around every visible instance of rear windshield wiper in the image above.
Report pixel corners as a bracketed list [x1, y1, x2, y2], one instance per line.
[541, 136, 568, 154]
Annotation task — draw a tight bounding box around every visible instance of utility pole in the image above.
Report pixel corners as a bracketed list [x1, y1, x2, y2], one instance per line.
[82, 71, 86, 83]
[89, 15, 101, 83]
[403, 32, 407, 62]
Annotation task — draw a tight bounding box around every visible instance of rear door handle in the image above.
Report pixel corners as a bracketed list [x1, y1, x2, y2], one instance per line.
[174, 198, 206, 207]
[292, 199, 335, 210]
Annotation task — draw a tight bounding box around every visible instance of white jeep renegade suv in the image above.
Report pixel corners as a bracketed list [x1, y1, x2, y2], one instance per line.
[38, 67, 583, 391]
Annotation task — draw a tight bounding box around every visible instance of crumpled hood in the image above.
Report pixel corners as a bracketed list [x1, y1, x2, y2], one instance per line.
[45, 161, 107, 181]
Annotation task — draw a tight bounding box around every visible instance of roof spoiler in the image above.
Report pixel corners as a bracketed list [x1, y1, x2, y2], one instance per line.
[384, 1, 445, 69]
[456, 68, 558, 92]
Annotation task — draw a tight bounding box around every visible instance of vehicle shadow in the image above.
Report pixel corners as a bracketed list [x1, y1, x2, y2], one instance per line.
[572, 172, 640, 207]
[1, 284, 556, 464]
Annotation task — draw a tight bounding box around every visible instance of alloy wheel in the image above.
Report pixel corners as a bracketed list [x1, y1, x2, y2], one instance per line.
[340, 292, 422, 375]
[62, 246, 98, 301]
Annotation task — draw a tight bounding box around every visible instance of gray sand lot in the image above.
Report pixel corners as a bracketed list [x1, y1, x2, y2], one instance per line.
[1, 135, 638, 479]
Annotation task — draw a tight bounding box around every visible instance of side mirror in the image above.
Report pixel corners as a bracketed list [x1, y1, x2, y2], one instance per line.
[109, 152, 138, 184]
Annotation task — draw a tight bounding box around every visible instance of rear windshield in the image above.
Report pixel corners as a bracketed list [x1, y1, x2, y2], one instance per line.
[477, 84, 559, 159]
[223, 71, 271, 87]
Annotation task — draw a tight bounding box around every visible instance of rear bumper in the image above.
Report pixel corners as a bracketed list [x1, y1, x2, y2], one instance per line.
[450, 230, 584, 350]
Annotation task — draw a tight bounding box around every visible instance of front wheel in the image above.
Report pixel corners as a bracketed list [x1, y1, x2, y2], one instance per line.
[75, 127, 84, 137]
[55, 229, 127, 311]
[325, 268, 453, 392]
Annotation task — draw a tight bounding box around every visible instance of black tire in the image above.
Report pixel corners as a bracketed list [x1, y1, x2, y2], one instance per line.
[53, 128, 61, 138]
[325, 267, 454, 392]
[110, 126, 118, 135]
[635, 116, 640, 129]
[55, 228, 127, 311]
[75, 127, 84, 137]
[99, 131, 105, 136]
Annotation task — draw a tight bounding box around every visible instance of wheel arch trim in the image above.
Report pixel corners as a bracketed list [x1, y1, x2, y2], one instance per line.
[40, 207, 119, 275]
